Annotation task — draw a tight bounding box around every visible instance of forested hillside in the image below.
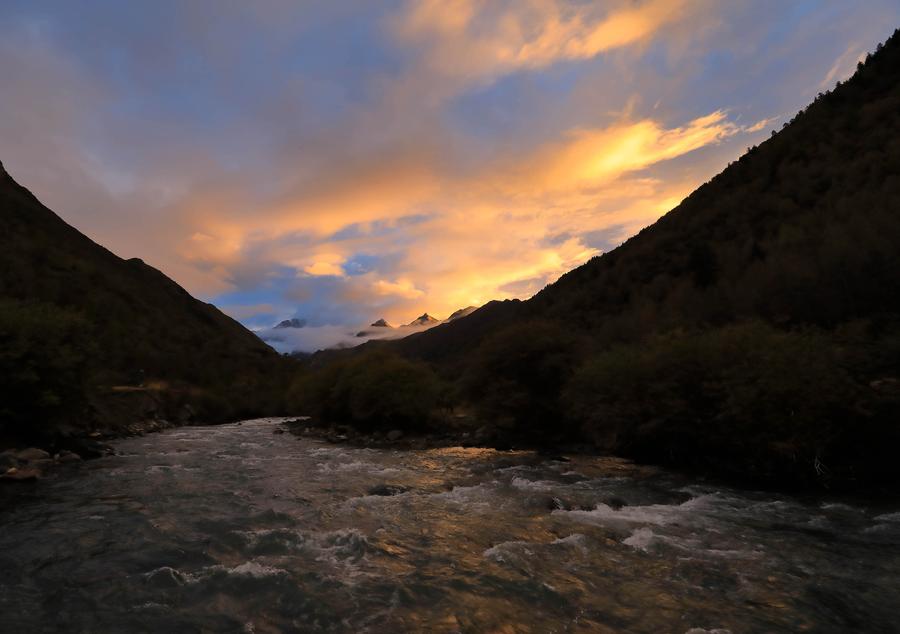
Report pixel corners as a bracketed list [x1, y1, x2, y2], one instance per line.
[296, 29, 900, 489]
[0, 162, 289, 442]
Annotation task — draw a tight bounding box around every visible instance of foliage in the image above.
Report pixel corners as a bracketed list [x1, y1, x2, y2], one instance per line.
[335, 30, 900, 487]
[0, 161, 291, 436]
[289, 351, 448, 430]
[0, 300, 95, 438]
[461, 320, 581, 436]
[564, 323, 863, 481]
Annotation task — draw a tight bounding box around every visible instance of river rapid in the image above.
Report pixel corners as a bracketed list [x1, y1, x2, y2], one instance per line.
[0, 418, 898, 633]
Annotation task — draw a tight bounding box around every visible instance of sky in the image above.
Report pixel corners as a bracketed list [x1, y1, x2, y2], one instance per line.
[2, 1, 899, 351]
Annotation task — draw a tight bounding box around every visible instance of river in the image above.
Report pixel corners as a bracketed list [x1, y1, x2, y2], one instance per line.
[0, 418, 898, 633]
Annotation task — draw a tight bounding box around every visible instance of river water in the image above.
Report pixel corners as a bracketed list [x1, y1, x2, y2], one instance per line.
[0, 418, 898, 633]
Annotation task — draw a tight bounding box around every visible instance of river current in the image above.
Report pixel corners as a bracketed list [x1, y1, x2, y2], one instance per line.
[0, 418, 898, 633]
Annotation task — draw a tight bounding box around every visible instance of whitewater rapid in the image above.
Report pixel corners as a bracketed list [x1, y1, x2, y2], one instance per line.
[0, 418, 898, 632]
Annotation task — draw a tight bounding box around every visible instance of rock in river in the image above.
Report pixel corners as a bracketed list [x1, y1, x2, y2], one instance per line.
[367, 484, 409, 496]
[16, 448, 51, 461]
[1, 467, 41, 482]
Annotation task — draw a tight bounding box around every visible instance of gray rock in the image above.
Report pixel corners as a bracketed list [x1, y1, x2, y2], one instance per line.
[1, 467, 41, 482]
[367, 484, 409, 496]
[16, 448, 51, 462]
[145, 566, 186, 588]
[66, 438, 112, 458]
[272, 428, 285, 435]
[0, 453, 18, 471]
[56, 451, 82, 463]
[386, 430, 404, 441]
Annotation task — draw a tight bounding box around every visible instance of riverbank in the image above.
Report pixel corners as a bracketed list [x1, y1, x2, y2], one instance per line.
[283, 418, 899, 499]
[0, 417, 176, 484]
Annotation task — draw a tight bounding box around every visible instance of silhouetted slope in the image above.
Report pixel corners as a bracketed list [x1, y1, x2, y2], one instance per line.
[533, 31, 900, 338]
[306, 30, 900, 489]
[0, 161, 284, 439]
[391, 28, 900, 361]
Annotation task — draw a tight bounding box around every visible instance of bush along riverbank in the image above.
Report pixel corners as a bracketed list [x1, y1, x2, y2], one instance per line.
[290, 318, 900, 496]
[293, 31, 900, 495]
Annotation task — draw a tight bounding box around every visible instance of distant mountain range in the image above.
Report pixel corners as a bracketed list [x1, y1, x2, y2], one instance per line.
[274, 318, 307, 329]
[258, 308, 482, 348]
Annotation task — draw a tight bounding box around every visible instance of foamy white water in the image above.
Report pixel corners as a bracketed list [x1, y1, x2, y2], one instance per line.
[0, 418, 898, 632]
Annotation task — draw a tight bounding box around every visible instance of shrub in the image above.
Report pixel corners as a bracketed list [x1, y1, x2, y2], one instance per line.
[288, 351, 448, 430]
[565, 322, 861, 481]
[461, 320, 582, 437]
[0, 300, 95, 439]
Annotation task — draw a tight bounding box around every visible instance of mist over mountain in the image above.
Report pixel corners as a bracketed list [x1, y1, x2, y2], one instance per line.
[255, 308, 484, 353]
[274, 318, 307, 329]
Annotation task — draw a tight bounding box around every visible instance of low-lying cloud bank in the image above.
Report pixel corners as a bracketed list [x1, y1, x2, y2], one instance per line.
[255, 320, 440, 354]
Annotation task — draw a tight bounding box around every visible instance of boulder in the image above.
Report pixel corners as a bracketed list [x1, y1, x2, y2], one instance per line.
[16, 448, 51, 462]
[56, 451, 82, 463]
[272, 428, 285, 435]
[1, 467, 41, 482]
[145, 566, 186, 588]
[65, 438, 112, 459]
[367, 484, 409, 496]
[386, 429, 404, 441]
[0, 453, 18, 471]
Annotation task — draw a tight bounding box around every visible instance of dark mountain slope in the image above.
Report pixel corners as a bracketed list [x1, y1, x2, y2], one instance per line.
[299, 30, 900, 489]
[388, 29, 900, 363]
[532, 33, 900, 338]
[0, 161, 286, 441]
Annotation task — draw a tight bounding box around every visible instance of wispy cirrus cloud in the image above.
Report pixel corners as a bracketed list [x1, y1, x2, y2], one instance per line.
[391, 0, 711, 84]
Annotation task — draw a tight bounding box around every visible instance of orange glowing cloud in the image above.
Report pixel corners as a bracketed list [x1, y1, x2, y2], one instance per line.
[501, 111, 739, 194]
[165, 106, 747, 325]
[393, 0, 708, 83]
[11, 0, 869, 338]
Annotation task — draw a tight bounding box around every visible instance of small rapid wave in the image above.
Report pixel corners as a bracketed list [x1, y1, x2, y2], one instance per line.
[0, 417, 897, 633]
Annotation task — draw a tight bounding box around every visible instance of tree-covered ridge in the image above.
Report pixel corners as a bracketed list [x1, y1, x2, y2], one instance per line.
[0, 160, 289, 441]
[534, 29, 900, 338]
[300, 29, 900, 489]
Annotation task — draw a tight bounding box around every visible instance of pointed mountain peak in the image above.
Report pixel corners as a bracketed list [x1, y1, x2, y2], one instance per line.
[406, 313, 439, 326]
[448, 306, 478, 321]
[370, 318, 391, 327]
[274, 318, 307, 329]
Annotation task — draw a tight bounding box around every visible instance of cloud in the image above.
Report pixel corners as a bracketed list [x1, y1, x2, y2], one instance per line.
[506, 110, 738, 193]
[374, 278, 426, 299]
[3, 0, 899, 352]
[220, 303, 276, 321]
[819, 43, 868, 89]
[255, 318, 444, 353]
[392, 0, 707, 85]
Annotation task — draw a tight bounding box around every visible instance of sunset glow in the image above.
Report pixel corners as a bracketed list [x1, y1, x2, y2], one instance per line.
[2, 0, 898, 350]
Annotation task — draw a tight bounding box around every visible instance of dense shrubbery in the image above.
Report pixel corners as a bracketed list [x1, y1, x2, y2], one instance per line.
[297, 30, 900, 488]
[289, 352, 448, 430]
[0, 300, 95, 439]
[460, 320, 581, 437]
[564, 323, 865, 481]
